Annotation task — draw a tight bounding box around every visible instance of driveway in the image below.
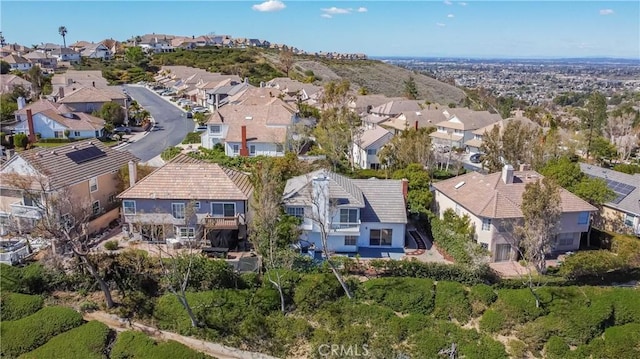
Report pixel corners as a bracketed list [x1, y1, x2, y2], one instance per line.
[120, 85, 194, 162]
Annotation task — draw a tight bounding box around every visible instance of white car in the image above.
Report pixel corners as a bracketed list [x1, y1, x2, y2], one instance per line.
[192, 107, 209, 113]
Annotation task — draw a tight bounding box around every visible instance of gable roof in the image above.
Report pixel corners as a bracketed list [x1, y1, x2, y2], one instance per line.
[117, 154, 253, 200]
[357, 126, 392, 149]
[370, 100, 422, 116]
[0, 74, 31, 91]
[472, 116, 539, 136]
[1, 140, 138, 190]
[433, 169, 597, 219]
[283, 170, 407, 223]
[579, 163, 640, 216]
[15, 99, 60, 116]
[37, 110, 106, 131]
[439, 108, 502, 131]
[2, 54, 30, 64]
[58, 86, 127, 103]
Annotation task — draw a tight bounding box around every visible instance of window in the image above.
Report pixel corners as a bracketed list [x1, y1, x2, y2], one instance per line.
[286, 207, 304, 219]
[92, 201, 100, 215]
[60, 213, 74, 229]
[178, 227, 195, 238]
[73, 131, 81, 137]
[172, 203, 185, 219]
[370, 229, 393, 246]
[556, 232, 574, 246]
[276, 144, 284, 153]
[210, 125, 221, 134]
[577, 212, 589, 225]
[625, 214, 635, 227]
[54, 131, 64, 138]
[482, 218, 492, 231]
[497, 220, 509, 233]
[193, 202, 201, 209]
[345, 236, 357, 246]
[249, 145, 256, 156]
[123, 200, 136, 215]
[232, 144, 239, 155]
[367, 148, 377, 155]
[108, 194, 116, 203]
[211, 202, 235, 217]
[22, 193, 34, 207]
[340, 209, 358, 223]
[89, 177, 98, 192]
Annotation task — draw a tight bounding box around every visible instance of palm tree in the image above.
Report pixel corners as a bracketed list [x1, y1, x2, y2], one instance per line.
[58, 26, 68, 48]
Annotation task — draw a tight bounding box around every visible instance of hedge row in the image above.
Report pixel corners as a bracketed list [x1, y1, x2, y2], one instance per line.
[19, 321, 110, 359]
[110, 330, 211, 359]
[0, 292, 43, 321]
[0, 306, 84, 358]
[368, 258, 498, 285]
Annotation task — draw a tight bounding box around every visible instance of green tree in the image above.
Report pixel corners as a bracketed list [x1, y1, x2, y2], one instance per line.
[572, 177, 616, 206]
[403, 76, 419, 100]
[26, 66, 45, 99]
[392, 164, 433, 216]
[539, 156, 614, 206]
[589, 136, 617, 165]
[378, 127, 434, 171]
[125, 46, 145, 65]
[0, 60, 10, 74]
[581, 92, 607, 159]
[97, 101, 125, 126]
[480, 125, 503, 173]
[58, 26, 68, 48]
[0, 95, 18, 124]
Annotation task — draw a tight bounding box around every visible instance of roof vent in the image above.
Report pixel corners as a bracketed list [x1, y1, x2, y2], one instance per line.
[71, 145, 77, 149]
[51, 150, 56, 155]
[245, 116, 252, 120]
[454, 181, 465, 189]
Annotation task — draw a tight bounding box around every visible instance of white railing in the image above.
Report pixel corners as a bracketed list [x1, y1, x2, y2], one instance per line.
[10, 202, 43, 219]
[330, 221, 361, 233]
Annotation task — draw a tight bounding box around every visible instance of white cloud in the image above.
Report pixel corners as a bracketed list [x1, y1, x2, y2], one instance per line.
[357, 7, 368, 13]
[447, 14, 455, 18]
[321, 7, 351, 15]
[436, 22, 446, 27]
[252, 0, 286, 12]
[321, 13, 332, 19]
[459, 2, 467, 6]
[599, 9, 614, 15]
[444, 0, 453, 5]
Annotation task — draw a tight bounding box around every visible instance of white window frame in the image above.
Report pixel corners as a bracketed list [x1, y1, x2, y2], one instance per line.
[624, 214, 635, 227]
[286, 207, 304, 218]
[89, 177, 98, 192]
[177, 227, 195, 238]
[54, 131, 65, 138]
[92, 200, 100, 215]
[211, 202, 236, 217]
[482, 218, 491, 231]
[232, 144, 239, 155]
[172, 203, 186, 219]
[345, 236, 357, 246]
[339, 208, 358, 224]
[193, 201, 201, 210]
[210, 125, 221, 134]
[577, 211, 589, 225]
[108, 194, 116, 203]
[249, 144, 256, 156]
[123, 200, 136, 215]
[556, 232, 574, 246]
[366, 148, 377, 155]
[275, 143, 284, 153]
[369, 229, 393, 246]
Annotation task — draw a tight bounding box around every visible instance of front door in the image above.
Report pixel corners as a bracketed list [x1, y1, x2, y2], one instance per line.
[495, 244, 511, 262]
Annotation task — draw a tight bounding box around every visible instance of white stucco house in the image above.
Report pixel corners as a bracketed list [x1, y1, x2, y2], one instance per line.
[352, 125, 393, 170]
[13, 104, 105, 139]
[283, 170, 408, 258]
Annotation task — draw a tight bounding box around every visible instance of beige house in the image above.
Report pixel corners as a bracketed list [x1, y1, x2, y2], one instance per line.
[56, 86, 127, 113]
[464, 115, 539, 154]
[0, 141, 138, 236]
[430, 108, 502, 149]
[0, 74, 32, 94]
[433, 165, 597, 262]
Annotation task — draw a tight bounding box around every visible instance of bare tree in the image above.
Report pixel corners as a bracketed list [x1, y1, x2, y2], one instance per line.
[279, 50, 294, 76]
[604, 111, 636, 161]
[3, 172, 115, 308]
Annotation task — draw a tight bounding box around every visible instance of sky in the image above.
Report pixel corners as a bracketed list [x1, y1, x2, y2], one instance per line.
[1, 1, 639, 59]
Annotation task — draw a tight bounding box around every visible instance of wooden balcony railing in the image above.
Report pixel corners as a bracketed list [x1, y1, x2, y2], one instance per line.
[202, 215, 240, 230]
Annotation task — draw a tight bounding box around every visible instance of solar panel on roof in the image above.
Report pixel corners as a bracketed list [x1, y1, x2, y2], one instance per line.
[585, 175, 636, 203]
[65, 146, 106, 164]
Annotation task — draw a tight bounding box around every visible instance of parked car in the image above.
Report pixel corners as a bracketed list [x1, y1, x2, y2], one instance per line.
[196, 125, 207, 131]
[192, 107, 208, 113]
[470, 153, 484, 163]
[113, 126, 132, 134]
[186, 112, 193, 119]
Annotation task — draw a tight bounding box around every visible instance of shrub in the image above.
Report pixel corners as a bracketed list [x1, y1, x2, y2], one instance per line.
[110, 330, 211, 359]
[293, 274, 345, 312]
[607, 288, 640, 325]
[79, 301, 99, 313]
[492, 289, 549, 328]
[587, 323, 640, 359]
[13, 133, 28, 149]
[161, 146, 181, 161]
[181, 132, 202, 144]
[544, 336, 569, 359]
[507, 339, 527, 359]
[368, 258, 498, 285]
[611, 234, 640, 266]
[0, 292, 43, 321]
[433, 281, 471, 323]
[559, 250, 625, 279]
[469, 284, 497, 315]
[19, 321, 110, 359]
[104, 240, 119, 251]
[0, 306, 84, 358]
[360, 277, 435, 315]
[479, 309, 505, 333]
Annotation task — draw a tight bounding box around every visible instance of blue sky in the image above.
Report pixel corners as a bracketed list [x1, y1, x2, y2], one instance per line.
[1, 1, 639, 58]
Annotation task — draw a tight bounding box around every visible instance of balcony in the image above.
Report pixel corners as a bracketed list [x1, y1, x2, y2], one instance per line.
[330, 221, 361, 234]
[201, 215, 242, 230]
[10, 202, 42, 219]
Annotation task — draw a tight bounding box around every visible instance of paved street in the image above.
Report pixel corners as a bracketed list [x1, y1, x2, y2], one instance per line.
[120, 85, 194, 162]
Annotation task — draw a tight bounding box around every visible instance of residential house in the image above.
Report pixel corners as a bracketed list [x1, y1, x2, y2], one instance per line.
[579, 163, 640, 236]
[432, 165, 598, 262]
[0, 43, 31, 57]
[56, 86, 128, 113]
[464, 115, 539, 154]
[201, 97, 294, 157]
[13, 103, 105, 139]
[80, 43, 112, 60]
[380, 109, 448, 134]
[37, 43, 61, 53]
[265, 78, 323, 104]
[352, 126, 393, 170]
[0, 74, 32, 94]
[370, 99, 423, 117]
[430, 108, 502, 149]
[51, 70, 110, 98]
[138, 34, 175, 53]
[205, 79, 249, 110]
[349, 95, 403, 115]
[49, 48, 81, 63]
[69, 41, 93, 52]
[2, 54, 32, 71]
[117, 154, 253, 248]
[23, 51, 58, 70]
[99, 39, 122, 56]
[0, 140, 138, 235]
[282, 170, 408, 257]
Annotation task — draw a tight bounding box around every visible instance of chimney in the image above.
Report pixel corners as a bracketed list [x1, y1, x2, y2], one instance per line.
[128, 160, 137, 188]
[26, 109, 36, 143]
[6, 148, 15, 161]
[239, 125, 249, 156]
[401, 178, 409, 203]
[58, 87, 64, 99]
[519, 163, 531, 171]
[415, 120, 418, 130]
[17, 96, 26, 110]
[244, 77, 249, 84]
[501, 165, 514, 184]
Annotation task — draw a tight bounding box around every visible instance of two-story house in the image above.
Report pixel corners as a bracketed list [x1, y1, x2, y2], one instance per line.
[49, 48, 81, 63]
[464, 116, 539, 154]
[23, 51, 58, 70]
[430, 108, 502, 149]
[13, 104, 105, 140]
[57, 86, 128, 113]
[80, 43, 112, 60]
[0, 140, 138, 236]
[580, 163, 640, 236]
[432, 165, 597, 262]
[2, 54, 32, 72]
[117, 154, 253, 249]
[352, 125, 393, 170]
[283, 170, 408, 257]
[0, 74, 32, 94]
[200, 96, 294, 157]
